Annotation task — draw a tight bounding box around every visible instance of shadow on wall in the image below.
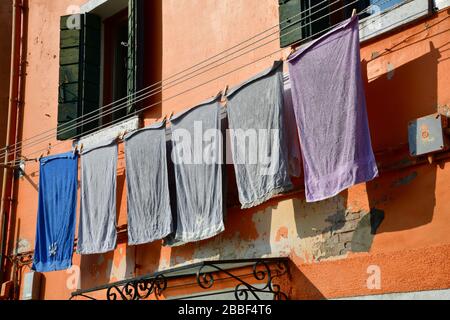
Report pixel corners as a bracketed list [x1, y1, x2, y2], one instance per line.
[362, 17, 447, 233]
[287, 260, 325, 300]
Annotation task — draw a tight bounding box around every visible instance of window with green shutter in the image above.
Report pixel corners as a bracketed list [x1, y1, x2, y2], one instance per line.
[278, 0, 371, 48]
[58, 13, 101, 141]
[57, 0, 145, 141]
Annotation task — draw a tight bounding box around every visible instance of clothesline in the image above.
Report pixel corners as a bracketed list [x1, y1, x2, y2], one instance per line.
[0, 0, 336, 161]
[13, 143, 450, 264]
[0, 0, 396, 166]
[32, 17, 380, 273]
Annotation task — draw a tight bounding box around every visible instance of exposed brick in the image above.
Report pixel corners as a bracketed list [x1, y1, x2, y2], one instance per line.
[345, 211, 361, 221]
[334, 220, 360, 234]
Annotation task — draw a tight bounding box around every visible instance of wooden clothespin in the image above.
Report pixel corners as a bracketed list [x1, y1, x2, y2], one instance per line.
[351, 8, 357, 17]
[73, 144, 78, 155]
[283, 47, 296, 61]
[167, 111, 174, 121]
[118, 130, 127, 141]
[79, 143, 84, 154]
[221, 85, 229, 104]
[160, 114, 168, 123]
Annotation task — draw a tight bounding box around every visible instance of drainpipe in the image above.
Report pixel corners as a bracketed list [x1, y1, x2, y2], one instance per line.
[0, 0, 23, 285]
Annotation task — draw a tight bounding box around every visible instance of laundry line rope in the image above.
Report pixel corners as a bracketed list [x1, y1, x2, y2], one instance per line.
[0, 0, 333, 158]
[26, 0, 350, 151]
[0, 0, 398, 166]
[0, 0, 396, 164]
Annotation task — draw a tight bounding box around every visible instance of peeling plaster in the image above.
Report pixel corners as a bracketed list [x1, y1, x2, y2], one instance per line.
[161, 195, 371, 269]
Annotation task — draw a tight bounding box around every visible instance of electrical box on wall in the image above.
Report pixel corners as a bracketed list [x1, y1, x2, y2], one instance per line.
[408, 113, 449, 157]
[22, 271, 41, 300]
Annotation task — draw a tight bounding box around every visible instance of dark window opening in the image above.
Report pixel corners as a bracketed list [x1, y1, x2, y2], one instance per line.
[103, 9, 129, 126]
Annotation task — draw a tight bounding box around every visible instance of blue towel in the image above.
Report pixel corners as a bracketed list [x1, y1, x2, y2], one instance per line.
[32, 152, 78, 272]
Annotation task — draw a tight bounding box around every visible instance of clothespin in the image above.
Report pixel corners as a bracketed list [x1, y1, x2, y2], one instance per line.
[79, 144, 84, 154]
[283, 47, 295, 61]
[73, 144, 78, 155]
[158, 114, 168, 124]
[167, 111, 174, 122]
[221, 85, 229, 104]
[351, 8, 357, 17]
[118, 130, 127, 141]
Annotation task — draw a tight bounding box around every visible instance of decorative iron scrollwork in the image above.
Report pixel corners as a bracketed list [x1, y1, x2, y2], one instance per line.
[106, 275, 168, 301]
[71, 258, 290, 300]
[196, 260, 289, 300]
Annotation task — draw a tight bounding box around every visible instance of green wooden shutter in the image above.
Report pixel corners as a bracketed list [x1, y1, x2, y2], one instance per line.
[58, 13, 101, 140]
[127, 0, 144, 114]
[279, 0, 303, 48]
[279, 0, 331, 48]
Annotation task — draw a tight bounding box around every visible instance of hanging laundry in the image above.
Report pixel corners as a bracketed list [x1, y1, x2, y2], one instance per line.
[77, 139, 118, 255]
[283, 72, 302, 178]
[226, 61, 293, 209]
[32, 152, 78, 273]
[124, 121, 173, 245]
[170, 95, 225, 243]
[287, 16, 379, 203]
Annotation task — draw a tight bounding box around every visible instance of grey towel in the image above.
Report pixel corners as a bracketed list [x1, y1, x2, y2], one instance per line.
[124, 121, 173, 246]
[77, 139, 118, 255]
[226, 61, 293, 209]
[170, 95, 225, 242]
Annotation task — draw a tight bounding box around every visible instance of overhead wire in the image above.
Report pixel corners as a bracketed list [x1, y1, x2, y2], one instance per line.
[0, 0, 332, 158]
[1, 0, 398, 166]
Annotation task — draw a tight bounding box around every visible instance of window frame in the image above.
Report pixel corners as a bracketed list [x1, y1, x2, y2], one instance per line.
[66, 0, 141, 146]
[102, 8, 129, 125]
[279, 0, 436, 48]
[359, 0, 435, 43]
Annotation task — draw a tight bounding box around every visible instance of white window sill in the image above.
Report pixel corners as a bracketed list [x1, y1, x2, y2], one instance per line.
[435, 0, 450, 10]
[75, 116, 140, 149]
[359, 0, 433, 42]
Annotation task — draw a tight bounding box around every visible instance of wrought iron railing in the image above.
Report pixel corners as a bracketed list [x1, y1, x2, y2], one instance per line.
[70, 258, 290, 301]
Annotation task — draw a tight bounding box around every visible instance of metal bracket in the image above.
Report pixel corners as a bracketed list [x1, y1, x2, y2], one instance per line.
[14, 160, 25, 179]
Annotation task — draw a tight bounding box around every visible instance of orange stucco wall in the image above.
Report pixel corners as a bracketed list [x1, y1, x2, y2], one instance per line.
[2, 0, 450, 300]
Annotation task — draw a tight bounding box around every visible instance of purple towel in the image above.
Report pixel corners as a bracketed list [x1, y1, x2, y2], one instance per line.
[288, 17, 378, 202]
